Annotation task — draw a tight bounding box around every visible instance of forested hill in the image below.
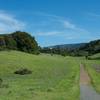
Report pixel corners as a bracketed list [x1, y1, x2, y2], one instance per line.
[0, 31, 39, 54]
[79, 39, 100, 54]
[41, 39, 100, 56]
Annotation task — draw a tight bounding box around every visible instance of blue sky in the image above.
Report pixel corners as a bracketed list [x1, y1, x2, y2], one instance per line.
[0, 0, 100, 46]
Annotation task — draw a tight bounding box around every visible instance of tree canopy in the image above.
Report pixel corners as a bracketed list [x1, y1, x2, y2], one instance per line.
[0, 31, 39, 54]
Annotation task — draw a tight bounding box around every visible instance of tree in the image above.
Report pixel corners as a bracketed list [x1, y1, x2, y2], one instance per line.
[0, 37, 6, 50]
[12, 31, 39, 54]
[4, 35, 17, 50]
[0, 31, 39, 54]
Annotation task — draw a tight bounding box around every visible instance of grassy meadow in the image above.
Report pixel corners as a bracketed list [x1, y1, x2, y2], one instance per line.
[0, 51, 80, 100]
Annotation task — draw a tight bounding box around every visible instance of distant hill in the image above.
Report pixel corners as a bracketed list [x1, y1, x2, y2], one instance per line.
[0, 31, 39, 54]
[48, 43, 87, 50]
[41, 39, 100, 56]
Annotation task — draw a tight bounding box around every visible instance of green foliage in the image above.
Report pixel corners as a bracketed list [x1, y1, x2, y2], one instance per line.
[0, 31, 39, 54]
[14, 68, 32, 75]
[12, 31, 38, 54]
[4, 35, 17, 50]
[0, 36, 6, 50]
[0, 78, 3, 86]
[79, 39, 100, 55]
[41, 47, 69, 56]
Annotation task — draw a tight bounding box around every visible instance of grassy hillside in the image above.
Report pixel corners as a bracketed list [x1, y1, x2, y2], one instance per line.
[0, 51, 79, 100]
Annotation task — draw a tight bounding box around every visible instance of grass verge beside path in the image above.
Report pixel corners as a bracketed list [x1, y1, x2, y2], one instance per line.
[83, 56, 100, 93]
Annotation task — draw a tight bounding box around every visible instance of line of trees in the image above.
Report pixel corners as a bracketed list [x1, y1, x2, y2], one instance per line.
[0, 31, 100, 56]
[40, 39, 100, 57]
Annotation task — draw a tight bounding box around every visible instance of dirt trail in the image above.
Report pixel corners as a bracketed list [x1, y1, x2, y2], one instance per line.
[80, 63, 100, 100]
[80, 63, 91, 85]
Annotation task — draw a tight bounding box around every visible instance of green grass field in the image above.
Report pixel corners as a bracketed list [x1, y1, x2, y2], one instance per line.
[0, 51, 80, 100]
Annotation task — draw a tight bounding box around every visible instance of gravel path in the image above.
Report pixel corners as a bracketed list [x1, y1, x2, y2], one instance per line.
[80, 64, 100, 100]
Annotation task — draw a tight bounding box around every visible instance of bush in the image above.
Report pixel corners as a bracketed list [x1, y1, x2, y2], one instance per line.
[47, 88, 54, 92]
[14, 68, 32, 75]
[0, 78, 3, 86]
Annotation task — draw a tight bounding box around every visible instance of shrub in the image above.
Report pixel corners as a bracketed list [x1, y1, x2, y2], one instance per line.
[14, 68, 32, 75]
[47, 88, 54, 92]
[0, 78, 3, 86]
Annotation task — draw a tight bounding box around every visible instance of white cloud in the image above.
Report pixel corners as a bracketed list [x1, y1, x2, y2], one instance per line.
[36, 12, 76, 30]
[35, 12, 89, 36]
[0, 11, 25, 33]
[63, 21, 76, 29]
[36, 31, 63, 36]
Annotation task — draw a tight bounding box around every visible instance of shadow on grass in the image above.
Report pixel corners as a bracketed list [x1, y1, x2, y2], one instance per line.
[88, 57, 100, 60]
